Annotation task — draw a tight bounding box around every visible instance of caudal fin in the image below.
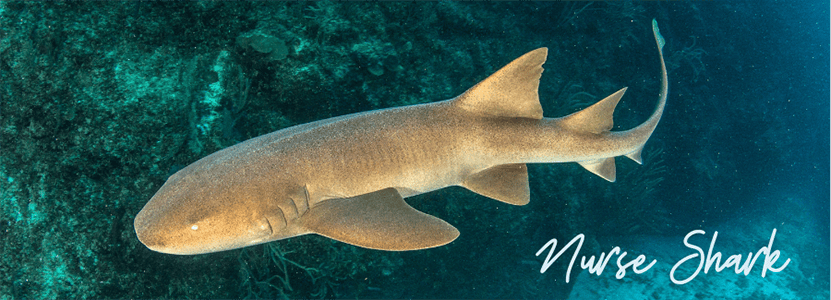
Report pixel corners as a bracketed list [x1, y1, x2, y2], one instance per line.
[562, 19, 669, 182]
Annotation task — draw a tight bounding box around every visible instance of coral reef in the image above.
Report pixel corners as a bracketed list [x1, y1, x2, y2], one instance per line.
[0, 1, 826, 299]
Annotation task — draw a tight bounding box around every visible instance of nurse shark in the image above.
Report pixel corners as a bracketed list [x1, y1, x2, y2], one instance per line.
[135, 20, 668, 255]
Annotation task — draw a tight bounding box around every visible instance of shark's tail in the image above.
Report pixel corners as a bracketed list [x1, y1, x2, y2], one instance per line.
[559, 19, 669, 182]
[451, 20, 668, 208]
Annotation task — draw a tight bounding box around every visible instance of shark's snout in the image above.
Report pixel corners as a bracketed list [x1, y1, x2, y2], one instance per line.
[135, 229, 167, 252]
[134, 207, 168, 252]
[134, 190, 280, 255]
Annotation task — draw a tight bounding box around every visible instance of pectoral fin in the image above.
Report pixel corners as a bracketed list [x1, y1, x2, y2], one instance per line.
[301, 188, 459, 251]
[462, 163, 530, 205]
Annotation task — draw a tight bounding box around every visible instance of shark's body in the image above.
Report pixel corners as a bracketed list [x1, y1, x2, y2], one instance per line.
[135, 21, 668, 255]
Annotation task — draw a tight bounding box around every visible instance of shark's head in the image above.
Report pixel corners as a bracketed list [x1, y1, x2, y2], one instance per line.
[134, 163, 285, 255]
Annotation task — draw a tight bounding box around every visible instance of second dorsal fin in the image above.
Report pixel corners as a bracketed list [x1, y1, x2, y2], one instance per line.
[558, 88, 627, 134]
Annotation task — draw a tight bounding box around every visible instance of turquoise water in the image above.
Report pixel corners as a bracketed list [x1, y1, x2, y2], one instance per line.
[0, 2, 827, 299]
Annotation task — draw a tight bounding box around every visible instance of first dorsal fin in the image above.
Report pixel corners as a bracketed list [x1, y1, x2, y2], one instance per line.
[454, 48, 547, 119]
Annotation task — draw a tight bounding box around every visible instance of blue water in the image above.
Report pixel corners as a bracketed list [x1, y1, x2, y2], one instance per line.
[0, 2, 827, 299]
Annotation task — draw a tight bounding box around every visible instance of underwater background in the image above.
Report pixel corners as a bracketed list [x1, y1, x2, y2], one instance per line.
[0, 1, 828, 299]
